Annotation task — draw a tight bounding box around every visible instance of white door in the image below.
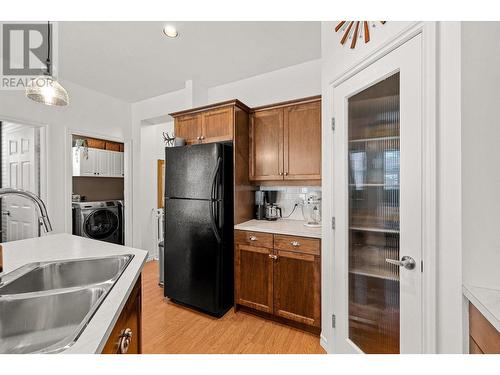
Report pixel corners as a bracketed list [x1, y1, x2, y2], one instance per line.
[332, 35, 422, 353]
[3, 126, 39, 241]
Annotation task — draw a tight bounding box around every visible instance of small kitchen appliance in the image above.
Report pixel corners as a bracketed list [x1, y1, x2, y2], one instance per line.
[264, 191, 282, 221]
[302, 192, 322, 227]
[254, 191, 266, 220]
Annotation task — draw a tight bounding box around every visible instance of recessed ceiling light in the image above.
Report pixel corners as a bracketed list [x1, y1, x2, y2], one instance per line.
[163, 25, 178, 38]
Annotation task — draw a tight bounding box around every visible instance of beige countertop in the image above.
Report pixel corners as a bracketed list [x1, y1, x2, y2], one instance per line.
[463, 284, 500, 332]
[234, 219, 322, 239]
[1, 233, 148, 353]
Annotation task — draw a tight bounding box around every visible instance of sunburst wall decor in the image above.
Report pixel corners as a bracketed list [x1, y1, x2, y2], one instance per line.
[335, 21, 386, 49]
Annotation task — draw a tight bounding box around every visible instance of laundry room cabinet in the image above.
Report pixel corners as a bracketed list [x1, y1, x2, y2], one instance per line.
[73, 147, 124, 177]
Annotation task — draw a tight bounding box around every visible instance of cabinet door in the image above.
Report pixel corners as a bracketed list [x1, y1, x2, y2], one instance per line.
[284, 101, 321, 180]
[98, 150, 110, 176]
[120, 152, 124, 177]
[85, 148, 98, 176]
[235, 243, 274, 313]
[273, 250, 320, 327]
[110, 151, 122, 177]
[102, 276, 142, 354]
[249, 108, 284, 181]
[201, 107, 233, 143]
[174, 114, 202, 144]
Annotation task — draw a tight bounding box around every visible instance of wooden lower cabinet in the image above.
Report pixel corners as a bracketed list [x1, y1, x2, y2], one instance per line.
[102, 275, 142, 354]
[273, 250, 321, 327]
[235, 244, 274, 314]
[235, 230, 321, 331]
[469, 302, 500, 354]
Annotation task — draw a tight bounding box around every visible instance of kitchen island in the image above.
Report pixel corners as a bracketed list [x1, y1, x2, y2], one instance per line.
[1, 233, 147, 354]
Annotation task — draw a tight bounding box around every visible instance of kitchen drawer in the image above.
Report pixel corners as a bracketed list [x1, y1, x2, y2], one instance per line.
[469, 303, 500, 354]
[235, 230, 273, 248]
[274, 234, 320, 256]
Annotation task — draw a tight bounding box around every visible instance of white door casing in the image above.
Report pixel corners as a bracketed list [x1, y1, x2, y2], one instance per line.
[4, 126, 39, 241]
[332, 34, 423, 353]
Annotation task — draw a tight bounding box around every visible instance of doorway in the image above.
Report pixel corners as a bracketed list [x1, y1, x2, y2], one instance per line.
[69, 133, 126, 245]
[0, 120, 47, 242]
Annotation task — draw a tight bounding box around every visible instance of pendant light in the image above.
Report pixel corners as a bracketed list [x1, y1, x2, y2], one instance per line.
[26, 21, 69, 106]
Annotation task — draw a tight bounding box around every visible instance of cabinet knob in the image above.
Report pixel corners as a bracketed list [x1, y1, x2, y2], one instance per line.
[197, 136, 201, 140]
[200, 136, 205, 140]
[268, 254, 278, 260]
[291, 241, 301, 247]
[279, 172, 283, 176]
[118, 328, 133, 354]
[284, 172, 289, 176]
[249, 236, 257, 241]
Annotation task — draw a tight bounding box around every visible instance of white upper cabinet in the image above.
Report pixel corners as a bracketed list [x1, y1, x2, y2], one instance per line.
[73, 147, 124, 178]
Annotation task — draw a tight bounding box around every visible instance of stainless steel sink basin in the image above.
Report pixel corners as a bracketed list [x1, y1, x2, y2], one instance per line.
[0, 287, 106, 354]
[0, 255, 132, 295]
[0, 254, 134, 354]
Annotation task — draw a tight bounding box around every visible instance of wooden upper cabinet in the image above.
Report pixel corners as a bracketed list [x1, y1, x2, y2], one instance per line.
[174, 114, 202, 145]
[273, 250, 321, 327]
[170, 100, 250, 145]
[201, 107, 234, 143]
[249, 96, 321, 183]
[249, 108, 284, 181]
[284, 101, 321, 180]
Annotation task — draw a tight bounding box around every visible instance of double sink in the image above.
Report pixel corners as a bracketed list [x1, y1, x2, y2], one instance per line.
[0, 254, 133, 354]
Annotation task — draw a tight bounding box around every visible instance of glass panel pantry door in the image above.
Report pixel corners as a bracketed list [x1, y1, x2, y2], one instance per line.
[333, 35, 422, 354]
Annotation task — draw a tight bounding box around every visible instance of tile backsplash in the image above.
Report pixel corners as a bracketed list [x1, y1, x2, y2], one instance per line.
[259, 186, 322, 221]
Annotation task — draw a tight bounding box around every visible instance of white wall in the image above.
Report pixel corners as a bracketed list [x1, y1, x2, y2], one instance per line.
[139, 121, 173, 253]
[320, 21, 464, 353]
[0, 79, 132, 236]
[208, 59, 321, 107]
[461, 22, 500, 290]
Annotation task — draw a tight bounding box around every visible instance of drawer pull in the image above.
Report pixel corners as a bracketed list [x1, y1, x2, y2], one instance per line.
[291, 241, 301, 247]
[249, 236, 257, 241]
[268, 254, 278, 260]
[118, 328, 133, 354]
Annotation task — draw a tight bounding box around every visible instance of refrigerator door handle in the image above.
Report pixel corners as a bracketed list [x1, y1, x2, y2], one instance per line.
[209, 157, 223, 243]
[209, 199, 222, 243]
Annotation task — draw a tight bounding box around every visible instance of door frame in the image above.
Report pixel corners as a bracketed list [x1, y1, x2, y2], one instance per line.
[64, 128, 133, 246]
[321, 22, 437, 354]
[0, 116, 49, 240]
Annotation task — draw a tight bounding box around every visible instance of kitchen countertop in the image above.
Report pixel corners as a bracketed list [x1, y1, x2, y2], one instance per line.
[234, 219, 322, 239]
[463, 284, 500, 332]
[1, 233, 148, 353]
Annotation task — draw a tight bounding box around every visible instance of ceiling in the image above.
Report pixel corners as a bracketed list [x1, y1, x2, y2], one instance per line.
[58, 22, 321, 103]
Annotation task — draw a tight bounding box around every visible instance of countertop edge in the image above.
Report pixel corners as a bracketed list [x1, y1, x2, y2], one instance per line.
[463, 284, 500, 332]
[234, 220, 322, 239]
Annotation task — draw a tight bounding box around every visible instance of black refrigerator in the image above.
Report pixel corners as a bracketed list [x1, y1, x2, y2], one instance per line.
[164, 142, 234, 317]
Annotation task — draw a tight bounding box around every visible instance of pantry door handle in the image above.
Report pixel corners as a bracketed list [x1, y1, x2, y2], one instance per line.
[385, 256, 416, 270]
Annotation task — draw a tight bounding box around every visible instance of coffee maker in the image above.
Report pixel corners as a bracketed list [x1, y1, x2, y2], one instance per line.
[254, 191, 266, 220]
[264, 191, 282, 221]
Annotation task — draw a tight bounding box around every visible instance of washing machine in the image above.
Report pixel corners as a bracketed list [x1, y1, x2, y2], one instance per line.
[72, 200, 123, 244]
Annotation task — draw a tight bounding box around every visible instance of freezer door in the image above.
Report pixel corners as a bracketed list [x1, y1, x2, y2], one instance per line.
[164, 198, 222, 314]
[165, 143, 222, 200]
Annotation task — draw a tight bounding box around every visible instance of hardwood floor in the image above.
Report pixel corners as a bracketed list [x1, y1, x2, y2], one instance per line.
[141, 260, 326, 354]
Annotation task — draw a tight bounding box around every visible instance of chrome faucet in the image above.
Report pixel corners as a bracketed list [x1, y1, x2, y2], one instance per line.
[0, 188, 53, 233]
